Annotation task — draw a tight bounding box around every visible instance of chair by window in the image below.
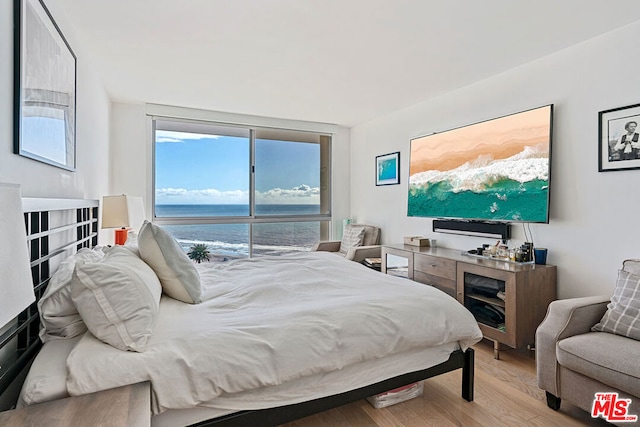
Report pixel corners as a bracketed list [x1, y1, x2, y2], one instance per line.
[311, 224, 381, 262]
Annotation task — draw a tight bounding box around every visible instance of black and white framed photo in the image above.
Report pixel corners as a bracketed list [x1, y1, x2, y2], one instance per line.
[14, 0, 77, 171]
[375, 151, 400, 186]
[598, 103, 640, 172]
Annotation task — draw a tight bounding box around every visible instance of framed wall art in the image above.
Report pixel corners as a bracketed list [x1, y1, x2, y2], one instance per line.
[376, 151, 400, 186]
[14, 0, 77, 171]
[598, 103, 640, 172]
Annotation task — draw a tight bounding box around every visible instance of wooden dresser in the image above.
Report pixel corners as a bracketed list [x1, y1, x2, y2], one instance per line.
[382, 245, 557, 359]
[0, 382, 150, 427]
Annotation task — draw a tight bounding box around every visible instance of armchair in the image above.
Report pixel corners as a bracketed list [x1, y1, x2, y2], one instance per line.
[536, 260, 640, 421]
[311, 224, 381, 263]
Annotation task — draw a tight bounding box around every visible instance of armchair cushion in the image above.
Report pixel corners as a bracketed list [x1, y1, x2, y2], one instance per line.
[592, 269, 640, 341]
[344, 245, 382, 263]
[557, 332, 640, 397]
[311, 241, 341, 252]
[339, 226, 366, 255]
[360, 225, 381, 246]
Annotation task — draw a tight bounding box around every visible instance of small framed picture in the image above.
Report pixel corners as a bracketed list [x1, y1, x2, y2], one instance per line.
[376, 151, 400, 186]
[598, 103, 640, 172]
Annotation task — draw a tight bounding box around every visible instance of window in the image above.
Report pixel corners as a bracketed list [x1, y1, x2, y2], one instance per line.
[153, 117, 331, 260]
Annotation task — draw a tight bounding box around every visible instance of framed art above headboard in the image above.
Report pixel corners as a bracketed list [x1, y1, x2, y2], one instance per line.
[0, 198, 98, 410]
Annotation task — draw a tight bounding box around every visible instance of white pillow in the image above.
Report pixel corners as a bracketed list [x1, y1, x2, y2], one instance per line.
[138, 221, 203, 304]
[71, 246, 162, 352]
[38, 247, 106, 342]
[123, 229, 140, 257]
[17, 335, 81, 407]
[339, 226, 366, 255]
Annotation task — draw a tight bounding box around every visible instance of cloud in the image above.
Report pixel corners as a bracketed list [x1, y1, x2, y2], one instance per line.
[156, 188, 249, 203]
[156, 185, 320, 204]
[256, 185, 319, 203]
[156, 131, 222, 143]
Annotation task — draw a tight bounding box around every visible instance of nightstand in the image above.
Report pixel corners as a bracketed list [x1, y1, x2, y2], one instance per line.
[0, 382, 150, 427]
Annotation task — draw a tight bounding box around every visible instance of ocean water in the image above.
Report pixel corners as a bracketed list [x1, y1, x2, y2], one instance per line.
[408, 178, 548, 222]
[378, 157, 397, 180]
[156, 204, 323, 258]
[408, 148, 549, 222]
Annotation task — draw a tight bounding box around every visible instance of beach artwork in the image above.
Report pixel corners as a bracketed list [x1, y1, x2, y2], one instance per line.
[376, 152, 400, 185]
[408, 106, 551, 222]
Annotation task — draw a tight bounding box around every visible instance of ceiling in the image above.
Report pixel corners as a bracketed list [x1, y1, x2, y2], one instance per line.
[54, 0, 640, 127]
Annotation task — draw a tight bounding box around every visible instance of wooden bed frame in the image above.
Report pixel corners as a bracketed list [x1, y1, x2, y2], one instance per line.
[0, 198, 475, 425]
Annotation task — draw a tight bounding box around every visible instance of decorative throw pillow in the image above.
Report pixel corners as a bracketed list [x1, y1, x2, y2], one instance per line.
[623, 259, 640, 276]
[38, 247, 106, 342]
[339, 226, 366, 255]
[592, 269, 640, 341]
[71, 246, 162, 352]
[138, 220, 203, 303]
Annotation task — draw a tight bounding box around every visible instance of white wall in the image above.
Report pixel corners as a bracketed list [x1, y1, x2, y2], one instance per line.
[350, 21, 640, 299]
[0, 0, 110, 199]
[110, 103, 352, 239]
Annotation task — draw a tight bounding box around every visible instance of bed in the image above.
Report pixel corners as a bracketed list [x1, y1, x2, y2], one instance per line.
[1, 198, 483, 427]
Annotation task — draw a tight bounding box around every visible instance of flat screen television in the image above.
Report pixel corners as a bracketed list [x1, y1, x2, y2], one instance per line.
[408, 105, 553, 223]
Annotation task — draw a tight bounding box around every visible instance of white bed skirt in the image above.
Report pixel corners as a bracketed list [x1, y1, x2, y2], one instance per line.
[152, 341, 459, 426]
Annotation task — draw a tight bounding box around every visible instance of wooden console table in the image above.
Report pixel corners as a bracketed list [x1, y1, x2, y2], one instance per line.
[0, 382, 150, 427]
[382, 245, 557, 359]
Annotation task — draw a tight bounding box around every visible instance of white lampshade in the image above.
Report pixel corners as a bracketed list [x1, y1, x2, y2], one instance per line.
[0, 183, 35, 329]
[101, 195, 145, 231]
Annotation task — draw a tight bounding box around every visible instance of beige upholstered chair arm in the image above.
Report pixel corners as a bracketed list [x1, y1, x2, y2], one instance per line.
[311, 241, 341, 252]
[344, 245, 381, 262]
[536, 295, 610, 396]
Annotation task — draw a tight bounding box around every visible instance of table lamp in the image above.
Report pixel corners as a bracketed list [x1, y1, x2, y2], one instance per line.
[0, 183, 35, 329]
[101, 195, 145, 245]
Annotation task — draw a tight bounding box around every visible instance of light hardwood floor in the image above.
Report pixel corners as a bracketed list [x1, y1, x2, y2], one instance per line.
[282, 340, 612, 426]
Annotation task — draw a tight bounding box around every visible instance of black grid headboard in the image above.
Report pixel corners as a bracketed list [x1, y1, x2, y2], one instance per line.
[0, 198, 98, 408]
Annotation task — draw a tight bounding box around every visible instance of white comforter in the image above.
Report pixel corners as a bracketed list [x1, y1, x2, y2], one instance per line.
[66, 252, 482, 414]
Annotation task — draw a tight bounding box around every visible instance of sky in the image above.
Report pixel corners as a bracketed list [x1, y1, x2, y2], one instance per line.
[22, 116, 67, 164]
[155, 131, 320, 204]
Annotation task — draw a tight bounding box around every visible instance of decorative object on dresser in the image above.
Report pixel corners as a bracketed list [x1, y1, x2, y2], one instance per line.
[13, 0, 77, 171]
[101, 195, 145, 245]
[382, 244, 557, 359]
[403, 236, 430, 247]
[533, 247, 548, 265]
[536, 259, 640, 420]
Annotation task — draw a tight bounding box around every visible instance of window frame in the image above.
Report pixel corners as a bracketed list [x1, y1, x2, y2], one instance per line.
[151, 115, 332, 257]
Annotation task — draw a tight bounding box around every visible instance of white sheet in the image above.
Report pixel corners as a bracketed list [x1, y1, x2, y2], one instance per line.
[66, 252, 482, 415]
